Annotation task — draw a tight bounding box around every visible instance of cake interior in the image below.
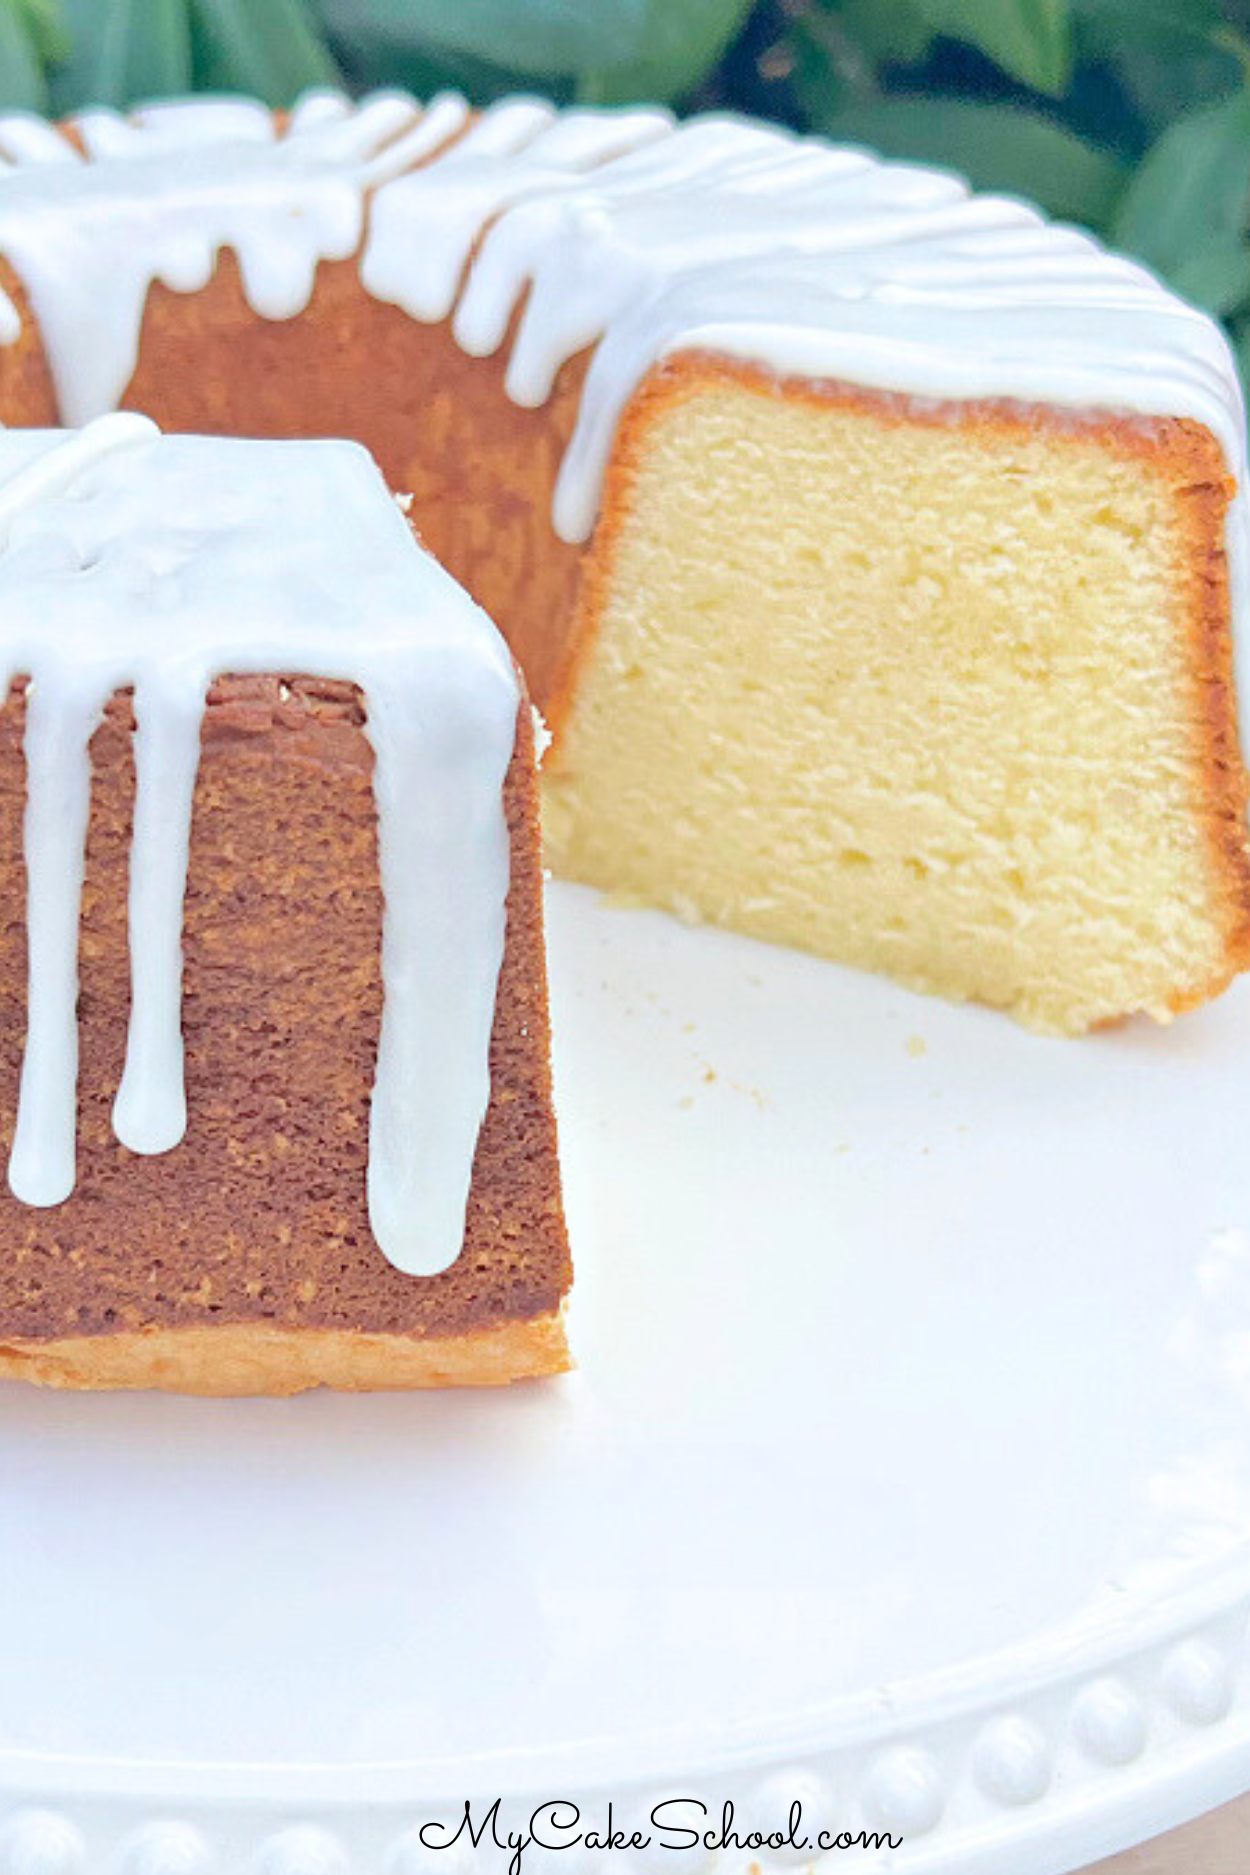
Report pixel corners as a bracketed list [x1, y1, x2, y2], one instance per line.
[5, 245, 1246, 1034]
[1, 244, 1246, 1043]
[544, 361, 1250, 1035]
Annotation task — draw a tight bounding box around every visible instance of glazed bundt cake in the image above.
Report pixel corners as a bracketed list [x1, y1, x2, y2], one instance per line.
[0, 416, 569, 1394]
[0, 90, 1243, 1034]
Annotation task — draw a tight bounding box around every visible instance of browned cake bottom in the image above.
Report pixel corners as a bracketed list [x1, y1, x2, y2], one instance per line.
[0, 1314, 568, 1393]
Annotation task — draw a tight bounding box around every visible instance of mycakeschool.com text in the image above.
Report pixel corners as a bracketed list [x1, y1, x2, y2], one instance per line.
[415, 1799, 903, 1873]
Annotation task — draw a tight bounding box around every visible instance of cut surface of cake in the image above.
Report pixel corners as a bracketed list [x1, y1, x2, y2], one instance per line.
[0, 92, 1244, 1032]
[0, 415, 570, 1394]
[545, 371, 1248, 1035]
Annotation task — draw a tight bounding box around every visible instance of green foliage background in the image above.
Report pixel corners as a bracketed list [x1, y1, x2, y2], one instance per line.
[3, 0, 1250, 373]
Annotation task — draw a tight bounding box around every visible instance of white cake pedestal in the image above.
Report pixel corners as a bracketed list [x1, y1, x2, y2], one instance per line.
[1, 883, 1247, 1874]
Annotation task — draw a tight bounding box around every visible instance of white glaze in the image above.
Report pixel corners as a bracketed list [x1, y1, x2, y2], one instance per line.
[73, 97, 274, 160]
[358, 96, 1250, 702]
[0, 113, 77, 167]
[361, 98, 674, 325]
[0, 91, 465, 424]
[0, 90, 1241, 580]
[0, 418, 518, 1277]
[359, 109, 1247, 548]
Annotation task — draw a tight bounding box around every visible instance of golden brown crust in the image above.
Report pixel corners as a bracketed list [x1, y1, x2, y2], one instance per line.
[0, 676, 571, 1372]
[549, 350, 1250, 1014]
[122, 253, 593, 717]
[0, 256, 59, 424]
[1163, 418, 1250, 1010]
[0, 1309, 569, 1394]
[0, 158, 596, 710]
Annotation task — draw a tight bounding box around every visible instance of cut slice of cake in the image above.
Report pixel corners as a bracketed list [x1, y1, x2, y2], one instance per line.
[541, 364, 1250, 1036]
[0, 416, 570, 1394]
[0, 92, 1243, 1032]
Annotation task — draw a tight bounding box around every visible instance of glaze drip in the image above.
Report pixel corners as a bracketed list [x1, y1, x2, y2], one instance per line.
[0, 91, 467, 424]
[0, 91, 1243, 702]
[0, 89, 1241, 558]
[359, 104, 1248, 550]
[0, 419, 518, 1277]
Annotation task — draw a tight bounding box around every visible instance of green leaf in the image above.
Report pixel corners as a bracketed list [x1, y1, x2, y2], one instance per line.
[311, 0, 752, 100]
[1233, 314, 1250, 395]
[814, 96, 1127, 226]
[805, 0, 937, 70]
[11, 0, 67, 66]
[333, 39, 544, 107]
[1075, 0, 1229, 45]
[48, 0, 192, 113]
[1112, 46, 1245, 136]
[1111, 87, 1250, 278]
[1076, 1, 1248, 133]
[188, 0, 338, 105]
[578, 1, 755, 103]
[786, 12, 874, 123]
[1170, 234, 1250, 316]
[911, 0, 1074, 96]
[0, 2, 48, 110]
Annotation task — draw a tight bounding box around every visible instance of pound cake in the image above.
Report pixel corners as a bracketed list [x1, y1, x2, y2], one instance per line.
[0, 415, 570, 1394]
[0, 92, 1244, 1033]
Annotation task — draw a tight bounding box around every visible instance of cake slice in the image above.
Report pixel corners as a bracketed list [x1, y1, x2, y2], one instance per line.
[541, 364, 1250, 1036]
[0, 93, 1243, 1032]
[0, 416, 570, 1394]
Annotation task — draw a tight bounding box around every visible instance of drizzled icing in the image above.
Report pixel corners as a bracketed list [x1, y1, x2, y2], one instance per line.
[360, 98, 674, 327]
[0, 89, 1242, 559]
[0, 416, 518, 1277]
[0, 89, 470, 422]
[359, 105, 1249, 549]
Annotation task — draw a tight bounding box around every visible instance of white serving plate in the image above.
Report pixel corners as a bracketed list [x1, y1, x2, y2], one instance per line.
[1, 880, 1248, 1875]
